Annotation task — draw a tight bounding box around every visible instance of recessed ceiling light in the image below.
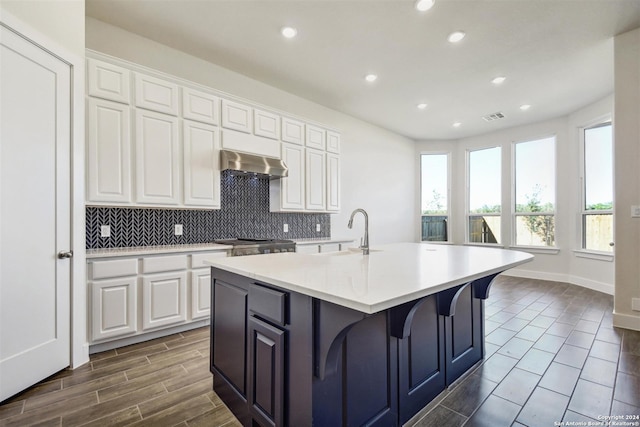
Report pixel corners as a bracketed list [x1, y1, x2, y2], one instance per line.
[520, 104, 531, 111]
[417, 103, 428, 110]
[447, 31, 466, 43]
[453, 122, 462, 128]
[415, 0, 435, 12]
[365, 74, 378, 83]
[492, 76, 506, 85]
[281, 27, 297, 38]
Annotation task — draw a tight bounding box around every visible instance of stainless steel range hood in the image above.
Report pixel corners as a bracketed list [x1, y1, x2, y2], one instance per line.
[220, 149, 288, 179]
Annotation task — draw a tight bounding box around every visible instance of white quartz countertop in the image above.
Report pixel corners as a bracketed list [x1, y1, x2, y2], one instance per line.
[86, 243, 232, 259]
[206, 242, 533, 314]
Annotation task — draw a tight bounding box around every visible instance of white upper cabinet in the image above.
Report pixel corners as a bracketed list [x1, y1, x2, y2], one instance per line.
[306, 149, 326, 211]
[254, 109, 280, 140]
[87, 58, 131, 104]
[183, 120, 220, 208]
[282, 117, 305, 145]
[306, 125, 326, 150]
[327, 131, 341, 154]
[326, 153, 341, 212]
[182, 87, 219, 126]
[135, 109, 180, 205]
[221, 99, 252, 133]
[270, 143, 305, 211]
[221, 129, 280, 158]
[134, 73, 179, 116]
[87, 98, 131, 203]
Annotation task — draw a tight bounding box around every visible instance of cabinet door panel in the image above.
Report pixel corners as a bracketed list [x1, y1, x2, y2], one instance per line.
[280, 143, 305, 210]
[182, 87, 219, 125]
[326, 153, 340, 212]
[135, 110, 180, 205]
[183, 120, 220, 207]
[248, 317, 284, 427]
[134, 73, 178, 115]
[87, 58, 130, 104]
[87, 98, 131, 203]
[326, 131, 340, 154]
[305, 125, 326, 150]
[281, 117, 304, 145]
[221, 99, 252, 133]
[254, 109, 280, 140]
[221, 129, 280, 158]
[305, 149, 326, 211]
[191, 269, 211, 320]
[213, 281, 248, 396]
[91, 277, 137, 341]
[142, 271, 187, 330]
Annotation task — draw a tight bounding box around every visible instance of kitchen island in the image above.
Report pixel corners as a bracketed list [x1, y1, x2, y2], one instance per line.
[206, 243, 532, 427]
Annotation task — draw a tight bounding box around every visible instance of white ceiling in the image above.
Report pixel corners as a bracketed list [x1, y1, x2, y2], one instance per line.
[85, 0, 640, 140]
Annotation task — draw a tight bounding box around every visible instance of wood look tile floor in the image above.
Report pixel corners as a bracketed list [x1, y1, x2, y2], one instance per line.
[1, 276, 639, 426]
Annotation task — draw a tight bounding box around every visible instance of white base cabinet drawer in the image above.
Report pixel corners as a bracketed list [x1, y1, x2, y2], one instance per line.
[142, 271, 188, 330]
[91, 277, 137, 341]
[91, 258, 138, 280]
[191, 268, 211, 320]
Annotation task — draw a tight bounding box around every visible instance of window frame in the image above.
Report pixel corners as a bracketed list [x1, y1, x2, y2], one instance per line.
[465, 145, 502, 246]
[419, 151, 451, 243]
[578, 118, 614, 256]
[511, 134, 557, 249]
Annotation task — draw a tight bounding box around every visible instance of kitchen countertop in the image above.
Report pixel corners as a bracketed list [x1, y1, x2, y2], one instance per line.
[86, 243, 232, 259]
[206, 242, 533, 314]
[293, 237, 354, 245]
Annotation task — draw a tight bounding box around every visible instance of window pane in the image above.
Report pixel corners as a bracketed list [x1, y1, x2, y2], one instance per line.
[515, 137, 556, 213]
[422, 216, 447, 242]
[515, 215, 555, 246]
[421, 154, 448, 214]
[469, 147, 501, 213]
[583, 213, 613, 252]
[584, 124, 613, 211]
[469, 215, 501, 244]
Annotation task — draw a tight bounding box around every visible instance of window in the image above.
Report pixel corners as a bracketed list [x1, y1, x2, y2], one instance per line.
[468, 147, 501, 244]
[420, 153, 449, 242]
[582, 122, 613, 252]
[514, 136, 556, 247]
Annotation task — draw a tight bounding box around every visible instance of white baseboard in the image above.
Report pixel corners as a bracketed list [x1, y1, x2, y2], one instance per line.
[613, 311, 640, 331]
[503, 268, 614, 295]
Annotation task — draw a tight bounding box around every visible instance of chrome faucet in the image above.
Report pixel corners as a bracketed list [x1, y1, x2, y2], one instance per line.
[348, 208, 369, 255]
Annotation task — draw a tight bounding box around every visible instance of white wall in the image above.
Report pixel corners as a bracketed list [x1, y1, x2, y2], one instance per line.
[416, 95, 614, 295]
[85, 17, 417, 246]
[613, 27, 640, 330]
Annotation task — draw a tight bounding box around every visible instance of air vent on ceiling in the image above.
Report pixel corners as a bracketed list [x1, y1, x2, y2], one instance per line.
[482, 112, 505, 122]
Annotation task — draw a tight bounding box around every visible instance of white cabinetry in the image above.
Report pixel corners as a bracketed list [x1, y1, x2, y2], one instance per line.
[327, 131, 341, 154]
[305, 149, 327, 211]
[135, 109, 180, 205]
[306, 125, 326, 150]
[221, 99, 252, 133]
[134, 73, 179, 116]
[190, 251, 226, 320]
[87, 58, 130, 104]
[183, 120, 220, 208]
[89, 258, 138, 341]
[254, 109, 280, 140]
[270, 143, 305, 211]
[326, 153, 341, 212]
[182, 87, 219, 125]
[282, 117, 305, 145]
[87, 98, 131, 203]
[142, 271, 188, 330]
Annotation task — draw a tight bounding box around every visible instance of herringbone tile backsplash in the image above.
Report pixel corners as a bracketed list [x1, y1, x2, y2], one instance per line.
[86, 171, 331, 249]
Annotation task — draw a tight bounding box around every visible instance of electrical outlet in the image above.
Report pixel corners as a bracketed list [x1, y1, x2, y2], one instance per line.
[283, 223, 289, 233]
[632, 206, 640, 218]
[316, 224, 321, 232]
[632, 298, 640, 312]
[100, 225, 111, 238]
[174, 224, 183, 236]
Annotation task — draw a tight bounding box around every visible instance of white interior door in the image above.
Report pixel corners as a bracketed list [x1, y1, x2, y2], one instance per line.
[0, 24, 72, 402]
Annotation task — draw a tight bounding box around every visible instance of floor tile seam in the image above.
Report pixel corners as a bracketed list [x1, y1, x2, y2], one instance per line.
[22, 378, 120, 414]
[437, 401, 471, 421]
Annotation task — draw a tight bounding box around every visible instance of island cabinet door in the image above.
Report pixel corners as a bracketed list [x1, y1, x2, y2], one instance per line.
[397, 296, 446, 425]
[248, 317, 285, 427]
[212, 281, 248, 397]
[444, 284, 484, 385]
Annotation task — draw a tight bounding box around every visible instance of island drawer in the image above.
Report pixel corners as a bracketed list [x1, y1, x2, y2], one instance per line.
[249, 284, 287, 326]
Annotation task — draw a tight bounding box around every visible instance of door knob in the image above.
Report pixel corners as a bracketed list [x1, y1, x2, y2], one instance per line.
[58, 250, 73, 259]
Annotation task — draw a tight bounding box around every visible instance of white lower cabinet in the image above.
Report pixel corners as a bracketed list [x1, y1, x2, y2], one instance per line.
[142, 271, 188, 330]
[91, 277, 137, 341]
[191, 269, 211, 320]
